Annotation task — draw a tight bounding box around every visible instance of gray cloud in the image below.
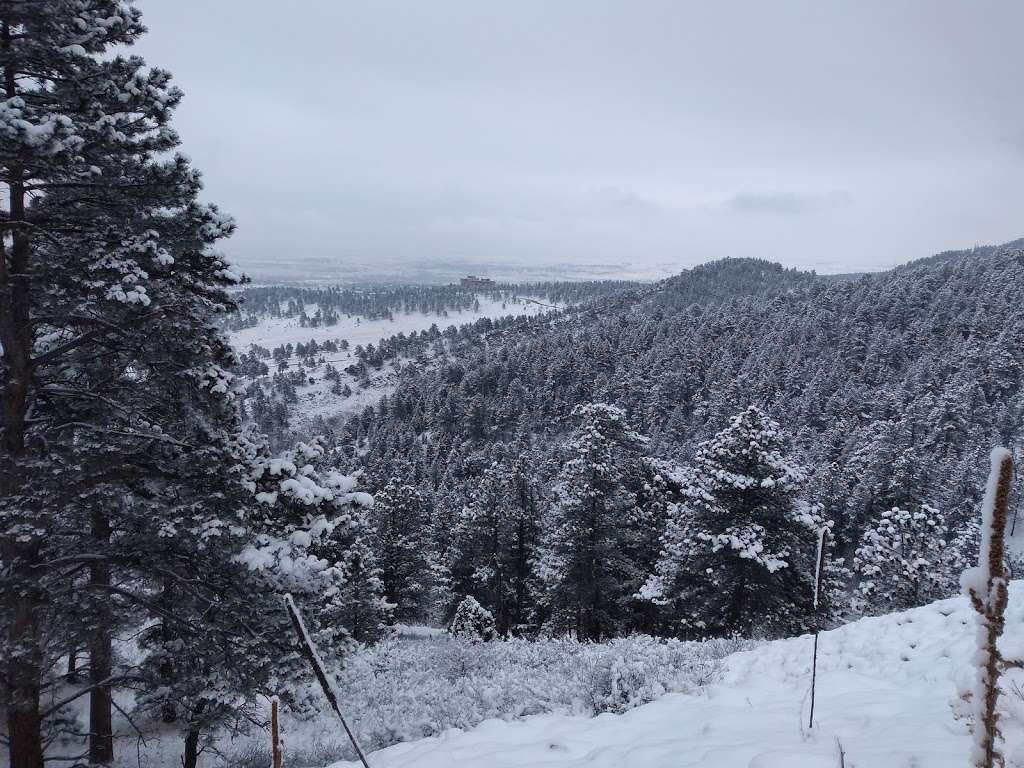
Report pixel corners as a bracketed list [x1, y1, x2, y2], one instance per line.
[1007, 131, 1024, 156]
[729, 191, 853, 216]
[134, 0, 1024, 278]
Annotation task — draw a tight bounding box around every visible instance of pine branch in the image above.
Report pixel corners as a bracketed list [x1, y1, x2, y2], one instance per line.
[38, 676, 146, 719]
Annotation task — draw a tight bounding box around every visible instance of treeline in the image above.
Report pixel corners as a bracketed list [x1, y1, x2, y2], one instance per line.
[224, 280, 636, 331]
[342, 402, 983, 643]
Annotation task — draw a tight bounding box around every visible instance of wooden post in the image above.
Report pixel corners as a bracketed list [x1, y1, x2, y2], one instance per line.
[271, 696, 283, 768]
[809, 528, 829, 729]
[284, 595, 372, 768]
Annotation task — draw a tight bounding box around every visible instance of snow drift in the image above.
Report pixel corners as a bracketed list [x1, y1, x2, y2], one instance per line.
[327, 583, 1024, 768]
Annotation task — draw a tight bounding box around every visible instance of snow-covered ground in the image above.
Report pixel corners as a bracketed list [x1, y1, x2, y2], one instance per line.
[325, 587, 1024, 768]
[229, 295, 560, 426]
[18, 588, 1024, 768]
[230, 295, 557, 356]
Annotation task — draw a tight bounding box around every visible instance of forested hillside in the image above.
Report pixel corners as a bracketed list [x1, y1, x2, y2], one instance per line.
[344, 247, 1024, 636]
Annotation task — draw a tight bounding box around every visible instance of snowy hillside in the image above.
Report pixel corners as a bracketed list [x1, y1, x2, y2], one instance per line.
[228, 295, 561, 428]
[327, 586, 1024, 768]
[229, 295, 557, 354]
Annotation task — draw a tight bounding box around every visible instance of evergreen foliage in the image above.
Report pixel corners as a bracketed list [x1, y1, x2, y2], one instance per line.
[853, 504, 960, 612]
[370, 477, 433, 623]
[0, 5, 383, 766]
[643, 407, 817, 636]
[0, 3, 246, 765]
[350, 247, 1024, 638]
[449, 595, 497, 642]
[448, 451, 543, 635]
[543, 404, 649, 640]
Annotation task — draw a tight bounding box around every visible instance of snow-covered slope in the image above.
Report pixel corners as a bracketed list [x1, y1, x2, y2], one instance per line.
[229, 295, 561, 426]
[329, 586, 1024, 768]
[229, 296, 557, 354]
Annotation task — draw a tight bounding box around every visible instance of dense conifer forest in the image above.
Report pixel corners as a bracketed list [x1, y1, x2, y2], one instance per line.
[344, 250, 1024, 635]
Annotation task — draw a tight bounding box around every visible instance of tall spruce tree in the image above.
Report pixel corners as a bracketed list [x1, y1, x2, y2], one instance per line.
[370, 477, 432, 623]
[543, 403, 648, 640]
[643, 407, 817, 637]
[449, 452, 543, 635]
[0, 4, 264, 767]
[237, 436, 388, 669]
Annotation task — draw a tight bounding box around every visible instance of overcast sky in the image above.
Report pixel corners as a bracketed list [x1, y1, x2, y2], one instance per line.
[135, 1, 1024, 279]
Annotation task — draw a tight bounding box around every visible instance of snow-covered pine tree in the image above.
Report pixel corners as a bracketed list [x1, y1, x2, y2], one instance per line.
[133, 435, 386, 767]
[449, 461, 514, 628]
[543, 403, 649, 640]
[503, 447, 546, 634]
[449, 595, 497, 642]
[318, 500, 391, 645]
[643, 406, 816, 637]
[852, 504, 958, 612]
[135, 545, 271, 768]
[630, 457, 691, 633]
[1, 4, 249, 766]
[236, 435, 387, 682]
[370, 477, 432, 623]
[448, 453, 543, 635]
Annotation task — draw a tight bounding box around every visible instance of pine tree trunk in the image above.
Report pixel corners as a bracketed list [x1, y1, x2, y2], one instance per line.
[181, 701, 207, 768]
[66, 649, 79, 683]
[5, 573, 45, 768]
[158, 582, 177, 724]
[182, 727, 202, 768]
[491, 516, 507, 635]
[2, 19, 44, 768]
[7, 693, 44, 768]
[514, 515, 529, 630]
[89, 510, 114, 764]
[582, 494, 602, 641]
[4, 540, 43, 768]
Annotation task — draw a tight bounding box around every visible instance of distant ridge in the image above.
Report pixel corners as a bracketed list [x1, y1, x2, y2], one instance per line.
[896, 236, 1024, 271]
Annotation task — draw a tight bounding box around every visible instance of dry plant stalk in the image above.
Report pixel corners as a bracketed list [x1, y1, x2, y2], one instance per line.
[965, 449, 1014, 768]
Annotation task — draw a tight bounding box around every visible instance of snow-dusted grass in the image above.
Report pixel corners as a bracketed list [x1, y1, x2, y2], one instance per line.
[320, 585, 1024, 768]
[227, 634, 747, 767]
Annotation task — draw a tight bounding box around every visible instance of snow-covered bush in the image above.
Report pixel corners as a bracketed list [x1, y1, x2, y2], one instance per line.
[853, 504, 958, 612]
[225, 633, 749, 765]
[449, 595, 497, 642]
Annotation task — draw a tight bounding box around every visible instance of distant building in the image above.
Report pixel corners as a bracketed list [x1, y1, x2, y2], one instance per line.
[460, 275, 495, 289]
